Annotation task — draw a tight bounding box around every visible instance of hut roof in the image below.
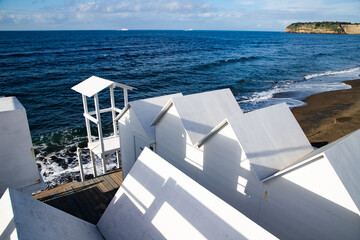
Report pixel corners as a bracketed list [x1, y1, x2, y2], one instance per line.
[72, 76, 134, 97]
[0, 188, 103, 240]
[97, 148, 277, 239]
[151, 88, 243, 145]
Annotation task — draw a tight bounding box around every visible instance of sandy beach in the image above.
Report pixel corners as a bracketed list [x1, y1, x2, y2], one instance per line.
[292, 79, 360, 146]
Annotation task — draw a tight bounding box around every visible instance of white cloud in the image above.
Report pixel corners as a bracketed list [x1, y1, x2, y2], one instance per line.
[0, 0, 359, 30]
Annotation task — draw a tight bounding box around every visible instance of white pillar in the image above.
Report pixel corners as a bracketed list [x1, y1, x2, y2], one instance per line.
[90, 152, 97, 177]
[110, 86, 117, 135]
[77, 148, 85, 182]
[94, 93, 106, 174]
[82, 94, 92, 143]
[123, 88, 128, 106]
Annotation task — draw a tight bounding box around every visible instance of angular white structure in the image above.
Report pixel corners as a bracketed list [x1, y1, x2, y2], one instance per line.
[0, 97, 45, 196]
[151, 88, 243, 145]
[150, 88, 243, 175]
[97, 148, 277, 240]
[0, 188, 103, 240]
[152, 96, 360, 239]
[264, 128, 360, 212]
[227, 103, 314, 180]
[117, 93, 183, 178]
[72, 76, 134, 176]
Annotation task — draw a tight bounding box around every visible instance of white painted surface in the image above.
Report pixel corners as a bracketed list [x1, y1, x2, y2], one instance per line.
[72, 76, 135, 175]
[0, 188, 103, 240]
[230, 103, 313, 180]
[97, 148, 277, 240]
[0, 97, 44, 196]
[119, 109, 146, 179]
[152, 89, 242, 145]
[272, 129, 360, 214]
[71, 76, 114, 98]
[323, 129, 360, 212]
[202, 123, 360, 239]
[129, 93, 182, 140]
[119, 94, 181, 178]
[282, 155, 359, 215]
[154, 97, 360, 239]
[155, 105, 190, 176]
[87, 135, 120, 156]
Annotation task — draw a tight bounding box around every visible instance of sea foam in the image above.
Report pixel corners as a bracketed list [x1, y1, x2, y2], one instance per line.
[304, 67, 360, 80]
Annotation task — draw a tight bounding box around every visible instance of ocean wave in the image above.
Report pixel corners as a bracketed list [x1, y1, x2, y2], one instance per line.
[34, 128, 119, 188]
[37, 149, 119, 188]
[194, 56, 258, 70]
[304, 67, 360, 80]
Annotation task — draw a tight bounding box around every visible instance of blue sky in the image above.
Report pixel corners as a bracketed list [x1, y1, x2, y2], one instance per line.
[0, 0, 359, 30]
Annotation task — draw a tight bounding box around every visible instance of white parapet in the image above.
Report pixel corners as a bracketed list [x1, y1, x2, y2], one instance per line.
[0, 97, 45, 195]
[0, 188, 103, 240]
[98, 147, 277, 240]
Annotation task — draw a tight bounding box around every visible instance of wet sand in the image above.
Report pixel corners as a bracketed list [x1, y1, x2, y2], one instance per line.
[292, 79, 360, 146]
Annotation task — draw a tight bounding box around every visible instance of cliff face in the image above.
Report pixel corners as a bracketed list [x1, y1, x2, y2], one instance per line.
[341, 24, 360, 34]
[286, 22, 360, 35]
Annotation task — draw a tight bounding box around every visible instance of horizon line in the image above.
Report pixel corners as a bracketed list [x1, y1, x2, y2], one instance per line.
[0, 29, 284, 32]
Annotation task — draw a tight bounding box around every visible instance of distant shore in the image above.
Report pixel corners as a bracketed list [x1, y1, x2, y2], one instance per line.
[285, 22, 360, 35]
[292, 79, 360, 146]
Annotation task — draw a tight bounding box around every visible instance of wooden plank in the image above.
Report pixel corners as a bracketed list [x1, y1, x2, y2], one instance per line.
[70, 185, 101, 222]
[103, 174, 119, 189]
[65, 186, 96, 224]
[109, 170, 123, 185]
[33, 170, 123, 224]
[109, 172, 121, 186]
[91, 177, 113, 203]
[56, 192, 75, 216]
[82, 179, 108, 214]
[62, 189, 84, 220]
[97, 176, 117, 201]
[97, 175, 113, 191]
[46, 193, 63, 210]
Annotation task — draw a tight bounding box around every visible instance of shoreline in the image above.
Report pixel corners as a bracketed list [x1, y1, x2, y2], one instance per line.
[292, 79, 360, 146]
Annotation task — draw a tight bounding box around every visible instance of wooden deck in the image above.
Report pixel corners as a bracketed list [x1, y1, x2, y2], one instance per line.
[33, 169, 123, 224]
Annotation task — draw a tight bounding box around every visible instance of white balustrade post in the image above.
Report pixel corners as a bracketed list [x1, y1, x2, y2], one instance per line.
[77, 148, 85, 182]
[94, 93, 106, 174]
[82, 94, 92, 143]
[110, 86, 117, 135]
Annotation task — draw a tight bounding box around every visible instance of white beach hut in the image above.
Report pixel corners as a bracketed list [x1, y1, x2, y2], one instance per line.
[152, 96, 360, 239]
[254, 129, 360, 239]
[0, 188, 103, 240]
[150, 88, 243, 174]
[97, 147, 277, 240]
[72, 76, 134, 176]
[117, 93, 182, 178]
[0, 96, 46, 196]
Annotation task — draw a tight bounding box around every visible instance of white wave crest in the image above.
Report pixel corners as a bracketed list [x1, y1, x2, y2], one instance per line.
[304, 67, 360, 80]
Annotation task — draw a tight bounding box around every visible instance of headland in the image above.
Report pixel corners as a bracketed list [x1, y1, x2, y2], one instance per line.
[286, 22, 360, 34]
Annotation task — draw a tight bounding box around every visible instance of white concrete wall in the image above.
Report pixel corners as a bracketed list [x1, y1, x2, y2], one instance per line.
[156, 114, 360, 239]
[202, 124, 265, 221]
[98, 148, 277, 240]
[119, 108, 151, 178]
[231, 103, 313, 180]
[0, 188, 103, 240]
[323, 130, 360, 212]
[261, 156, 360, 239]
[205, 126, 360, 239]
[156, 105, 190, 175]
[0, 97, 43, 196]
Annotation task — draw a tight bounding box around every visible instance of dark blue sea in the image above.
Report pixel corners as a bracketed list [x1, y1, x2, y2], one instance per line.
[1, 30, 359, 186]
